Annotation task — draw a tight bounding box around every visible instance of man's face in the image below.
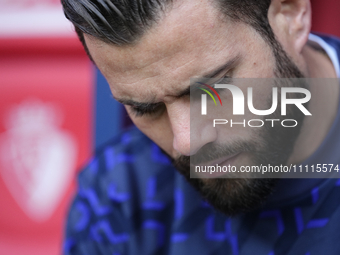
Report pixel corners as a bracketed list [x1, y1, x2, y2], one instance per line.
[84, 0, 304, 215]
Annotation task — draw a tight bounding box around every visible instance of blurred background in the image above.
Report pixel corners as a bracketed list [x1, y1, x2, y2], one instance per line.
[0, 0, 339, 254]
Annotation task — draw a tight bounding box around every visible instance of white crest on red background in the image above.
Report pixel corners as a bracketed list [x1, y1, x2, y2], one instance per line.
[0, 99, 77, 222]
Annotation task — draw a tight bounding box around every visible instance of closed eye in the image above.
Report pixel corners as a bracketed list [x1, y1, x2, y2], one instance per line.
[128, 103, 165, 117]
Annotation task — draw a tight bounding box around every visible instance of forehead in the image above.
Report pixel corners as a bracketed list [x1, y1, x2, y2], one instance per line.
[84, 0, 255, 101]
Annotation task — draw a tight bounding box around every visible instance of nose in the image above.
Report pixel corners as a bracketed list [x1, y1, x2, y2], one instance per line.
[167, 99, 217, 156]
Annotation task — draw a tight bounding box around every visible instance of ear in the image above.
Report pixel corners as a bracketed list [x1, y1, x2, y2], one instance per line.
[268, 0, 311, 55]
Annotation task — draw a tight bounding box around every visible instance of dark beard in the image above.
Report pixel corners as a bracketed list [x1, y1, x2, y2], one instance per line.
[172, 151, 278, 216]
[169, 42, 306, 216]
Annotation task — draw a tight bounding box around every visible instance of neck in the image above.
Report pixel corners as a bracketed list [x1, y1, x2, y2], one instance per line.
[288, 44, 339, 164]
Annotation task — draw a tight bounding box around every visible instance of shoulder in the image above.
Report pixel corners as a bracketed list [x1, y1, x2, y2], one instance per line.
[310, 33, 340, 58]
[77, 126, 174, 192]
[64, 127, 178, 254]
[316, 33, 340, 47]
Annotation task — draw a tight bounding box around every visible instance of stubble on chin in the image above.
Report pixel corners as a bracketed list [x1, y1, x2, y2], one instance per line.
[172, 154, 277, 216]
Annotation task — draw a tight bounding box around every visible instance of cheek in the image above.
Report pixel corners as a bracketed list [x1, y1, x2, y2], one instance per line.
[125, 107, 175, 156]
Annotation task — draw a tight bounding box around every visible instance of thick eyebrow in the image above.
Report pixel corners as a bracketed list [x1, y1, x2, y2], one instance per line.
[115, 55, 240, 108]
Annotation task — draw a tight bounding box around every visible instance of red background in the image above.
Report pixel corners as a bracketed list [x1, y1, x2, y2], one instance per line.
[0, 0, 338, 254]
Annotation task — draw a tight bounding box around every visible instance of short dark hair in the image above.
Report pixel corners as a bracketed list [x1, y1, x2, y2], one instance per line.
[61, 0, 172, 61]
[216, 0, 273, 41]
[62, 0, 301, 78]
[62, 0, 273, 45]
